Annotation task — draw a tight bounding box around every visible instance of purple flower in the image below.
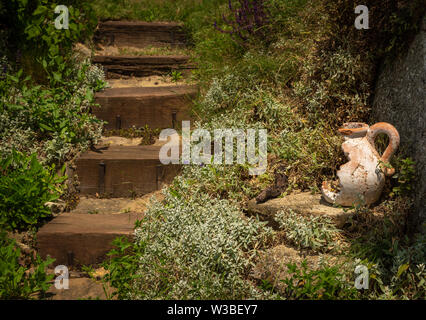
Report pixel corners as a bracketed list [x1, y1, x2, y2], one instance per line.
[214, 0, 271, 46]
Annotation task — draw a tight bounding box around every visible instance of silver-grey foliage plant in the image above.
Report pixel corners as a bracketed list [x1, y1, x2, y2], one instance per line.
[131, 174, 274, 299]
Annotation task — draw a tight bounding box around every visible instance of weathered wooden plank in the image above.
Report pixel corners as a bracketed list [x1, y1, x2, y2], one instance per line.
[93, 55, 195, 78]
[94, 21, 188, 48]
[93, 85, 197, 130]
[37, 213, 142, 267]
[75, 145, 181, 197]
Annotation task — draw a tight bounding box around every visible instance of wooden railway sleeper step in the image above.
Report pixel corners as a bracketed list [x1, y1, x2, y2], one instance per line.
[92, 85, 198, 130]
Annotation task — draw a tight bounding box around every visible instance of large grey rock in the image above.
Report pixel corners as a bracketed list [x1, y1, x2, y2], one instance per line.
[247, 192, 353, 228]
[372, 15, 426, 232]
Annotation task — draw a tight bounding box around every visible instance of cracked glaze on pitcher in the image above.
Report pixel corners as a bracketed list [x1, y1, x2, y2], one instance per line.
[322, 122, 400, 206]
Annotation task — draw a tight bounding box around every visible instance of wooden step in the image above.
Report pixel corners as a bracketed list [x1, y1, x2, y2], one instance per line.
[75, 145, 181, 197]
[93, 55, 195, 78]
[94, 21, 187, 48]
[37, 212, 142, 267]
[93, 85, 197, 130]
[46, 277, 108, 300]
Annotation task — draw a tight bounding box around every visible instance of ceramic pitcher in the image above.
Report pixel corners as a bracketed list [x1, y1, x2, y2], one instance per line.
[322, 122, 400, 206]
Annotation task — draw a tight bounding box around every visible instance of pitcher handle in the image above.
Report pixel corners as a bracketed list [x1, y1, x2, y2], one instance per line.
[367, 122, 400, 176]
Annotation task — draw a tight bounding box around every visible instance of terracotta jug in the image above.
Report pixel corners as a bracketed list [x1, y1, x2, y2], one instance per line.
[322, 122, 400, 206]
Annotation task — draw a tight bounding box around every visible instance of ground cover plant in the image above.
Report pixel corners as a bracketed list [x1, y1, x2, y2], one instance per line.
[280, 260, 359, 300]
[102, 175, 275, 299]
[275, 209, 342, 253]
[0, 64, 105, 166]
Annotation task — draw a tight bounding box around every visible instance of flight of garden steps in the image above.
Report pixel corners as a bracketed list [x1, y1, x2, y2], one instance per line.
[37, 21, 196, 269]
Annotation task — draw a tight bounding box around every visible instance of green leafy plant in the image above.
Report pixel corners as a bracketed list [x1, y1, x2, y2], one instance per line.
[275, 209, 342, 253]
[281, 260, 359, 300]
[1, 0, 97, 85]
[178, 163, 260, 202]
[0, 231, 55, 299]
[170, 70, 183, 83]
[101, 236, 146, 300]
[0, 150, 66, 231]
[390, 157, 416, 197]
[351, 234, 426, 300]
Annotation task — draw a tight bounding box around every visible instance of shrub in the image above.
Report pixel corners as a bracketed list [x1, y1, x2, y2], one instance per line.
[0, 231, 55, 299]
[1, 0, 97, 84]
[293, 47, 372, 125]
[102, 175, 274, 299]
[0, 150, 66, 231]
[275, 209, 342, 253]
[0, 0, 105, 167]
[269, 125, 342, 190]
[322, 0, 425, 60]
[0, 63, 105, 165]
[386, 232, 426, 300]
